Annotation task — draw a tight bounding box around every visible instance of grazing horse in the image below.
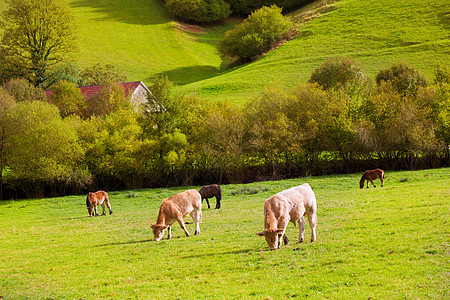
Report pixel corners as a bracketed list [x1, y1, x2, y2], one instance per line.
[86, 190, 113, 217]
[199, 184, 222, 209]
[360, 169, 385, 189]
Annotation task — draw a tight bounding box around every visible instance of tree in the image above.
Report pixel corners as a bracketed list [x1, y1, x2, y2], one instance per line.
[3, 101, 86, 198]
[0, 88, 16, 199]
[80, 63, 127, 86]
[84, 83, 131, 117]
[217, 5, 293, 62]
[2, 77, 46, 102]
[375, 62, 428, 96]
[165, 0, 231, 23]
[309, 56, 369, 93]
[0, 0, 77, 88]
[47, 80, 85, 117]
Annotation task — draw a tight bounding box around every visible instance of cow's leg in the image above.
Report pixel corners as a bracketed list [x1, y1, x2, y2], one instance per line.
[307, 213, 317, 242]
[380, 178, 384, 187]
[93, 205, 99, 216]
[191, 209, 202, 235]
[283, 234, 289, 246]
[177, 218, 190, 237]
[167, 225, 172, 239]
[205, 198, 210, 209]
[297, 216, 306, 243]
[101, 203, 106, 216]
[369, 179, 376, 188]
[106, 199, 113, 214]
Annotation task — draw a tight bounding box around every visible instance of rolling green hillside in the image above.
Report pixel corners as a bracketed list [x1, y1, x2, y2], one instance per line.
[178, 0, 450, 104]
[1, 0, 449, 105]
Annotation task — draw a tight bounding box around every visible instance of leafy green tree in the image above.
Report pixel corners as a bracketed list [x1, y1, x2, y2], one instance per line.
[375, 62, 428, 96]
[196, 101, 245, 180]
[2, 78, 46, 102]
[45, 62, 83, 87]
[165, 0, 231, 23]
[47, 80, 85, 117]
[225, 0, 311, 15]
[0, 0, 77, 88]
[77, 108, 153, 189]
[4, 101, 85, 198]
[0, 88, 16, 199]
[309, 56, 369, 94]
[80, 63, 127, 86]
[244, 82, 302, 175]
[84, 82, 131, 117]
[217, 5, 293, 62]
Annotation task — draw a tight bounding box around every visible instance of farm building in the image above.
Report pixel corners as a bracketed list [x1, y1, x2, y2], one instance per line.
[45, 81, 154, 112]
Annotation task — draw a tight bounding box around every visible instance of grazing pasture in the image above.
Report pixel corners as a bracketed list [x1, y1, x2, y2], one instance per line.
[0, 168, 448, 299]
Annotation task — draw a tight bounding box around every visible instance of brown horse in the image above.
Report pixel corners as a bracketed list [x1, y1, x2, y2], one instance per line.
[198, 184, 222, 209]
[360, 169, 385, 189]
[86, 190, 113, 217]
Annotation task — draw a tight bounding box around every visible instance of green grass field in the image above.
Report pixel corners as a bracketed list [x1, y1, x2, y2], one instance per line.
[0, 168, 448, 299]
[2, 0, 448, 105]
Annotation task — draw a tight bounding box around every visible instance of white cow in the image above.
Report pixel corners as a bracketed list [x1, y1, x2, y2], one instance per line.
[151, 189, 202, 241]
[257, 183, 317, 250]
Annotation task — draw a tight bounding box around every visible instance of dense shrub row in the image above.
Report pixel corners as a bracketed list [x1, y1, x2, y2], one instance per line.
[165, 0, 231, 23]
[0, 58, 448, 199]
[164, 0, 313, 23]
[225, 0, 313, 15]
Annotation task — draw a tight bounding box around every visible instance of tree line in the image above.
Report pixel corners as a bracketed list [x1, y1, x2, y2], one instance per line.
[0, 57, 448, 199]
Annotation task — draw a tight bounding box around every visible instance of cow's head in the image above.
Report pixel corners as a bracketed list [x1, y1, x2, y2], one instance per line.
[256, 228, 284, 250]
[151, 224, 170, 241]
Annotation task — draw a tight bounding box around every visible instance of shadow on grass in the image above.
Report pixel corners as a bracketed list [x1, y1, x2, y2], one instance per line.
[182, 248, 257, 258]
[151, 65, 222, 86]
[71, 0, 169, 25]
[95, 239, 153, 247]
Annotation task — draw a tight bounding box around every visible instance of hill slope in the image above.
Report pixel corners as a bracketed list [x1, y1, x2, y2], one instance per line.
[1, 0, 448, 105]
[175, 0, 450, 104]
[67, 0, 224, 85]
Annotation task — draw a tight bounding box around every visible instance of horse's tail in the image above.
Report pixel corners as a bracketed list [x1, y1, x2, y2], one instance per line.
[217, 185, 222, 200]
[86, 194, 92, 210]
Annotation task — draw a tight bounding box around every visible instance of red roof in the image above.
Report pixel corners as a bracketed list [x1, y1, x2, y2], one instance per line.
[45, 81, 143, 99]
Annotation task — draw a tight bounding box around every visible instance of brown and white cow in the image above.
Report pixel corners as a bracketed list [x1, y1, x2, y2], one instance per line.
[151, 189, 202, 241]
[257, 183, 318, 250]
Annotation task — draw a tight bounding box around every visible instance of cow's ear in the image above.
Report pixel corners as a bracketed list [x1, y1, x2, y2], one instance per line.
[256, 231, 265, 237]
[150, 224, 156, 228]
[163, 225, 170, 229]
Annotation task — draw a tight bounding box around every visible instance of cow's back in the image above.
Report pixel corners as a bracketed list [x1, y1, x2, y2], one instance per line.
[291, 183, 316, 212]
[163, 189, 201, 216]
[265, 183, 316, 227]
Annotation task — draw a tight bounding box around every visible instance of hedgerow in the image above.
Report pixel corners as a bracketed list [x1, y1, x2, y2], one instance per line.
[165, 0, 231, 23]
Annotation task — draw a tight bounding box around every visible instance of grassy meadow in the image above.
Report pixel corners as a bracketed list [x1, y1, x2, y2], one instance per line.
[0, 168, 448, 299]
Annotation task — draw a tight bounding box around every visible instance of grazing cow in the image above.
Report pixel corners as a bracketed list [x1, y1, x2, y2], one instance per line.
[257, 183, 317, 250]
[151, 189, 202, 241]
[198, 184, 222, 209]
[86, 190, 113, 217]
[360, 168, 385, 189]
